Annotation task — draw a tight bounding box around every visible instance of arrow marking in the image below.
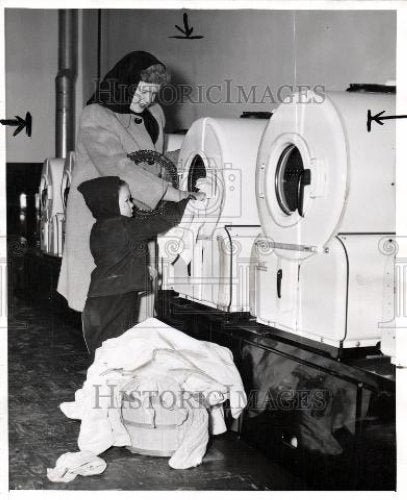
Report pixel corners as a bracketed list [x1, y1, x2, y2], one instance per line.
[367, 109, 407, 132]
[169, 13, 203, 39]
[0, 112, 32, 137]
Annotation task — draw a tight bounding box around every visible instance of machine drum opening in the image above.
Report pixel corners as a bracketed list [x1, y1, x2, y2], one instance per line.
[275, 145, 306, 216]
[188, 154, 206, 192]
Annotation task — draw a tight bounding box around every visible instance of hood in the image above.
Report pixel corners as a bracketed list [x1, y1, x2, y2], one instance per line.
[78, 176, 122, 219]
[86, 51, 164, 114]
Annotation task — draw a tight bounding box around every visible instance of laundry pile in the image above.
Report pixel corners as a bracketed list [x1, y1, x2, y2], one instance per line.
[47, 317, 247, 482]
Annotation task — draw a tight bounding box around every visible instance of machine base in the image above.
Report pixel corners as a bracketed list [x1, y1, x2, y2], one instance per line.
[156, 291, 396, 490]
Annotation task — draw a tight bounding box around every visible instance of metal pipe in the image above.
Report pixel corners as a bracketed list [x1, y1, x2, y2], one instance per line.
[55, 10, 77, 158]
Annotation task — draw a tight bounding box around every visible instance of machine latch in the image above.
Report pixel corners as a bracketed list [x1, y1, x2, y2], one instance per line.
[277, 268, 283, 298]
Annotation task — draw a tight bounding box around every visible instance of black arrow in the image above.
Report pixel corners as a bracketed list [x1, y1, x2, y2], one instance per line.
[367, 109, 407, 132]
[0, 112, 32, 137]
[169, 13, 203, 39]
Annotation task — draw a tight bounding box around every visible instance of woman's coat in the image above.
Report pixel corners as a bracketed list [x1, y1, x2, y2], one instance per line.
[57, 102, 169, 311]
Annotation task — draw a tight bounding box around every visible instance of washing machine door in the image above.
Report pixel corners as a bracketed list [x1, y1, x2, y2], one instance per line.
[256, 90, 395, 254]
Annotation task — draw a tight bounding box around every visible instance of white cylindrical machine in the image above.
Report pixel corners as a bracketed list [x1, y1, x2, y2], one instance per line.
[158, 118, 266, 311]
[252, 90, 396, 348]
[178, 117, 267, 230]
[39, 158, 65, 257]
[256, 90, 395, 252]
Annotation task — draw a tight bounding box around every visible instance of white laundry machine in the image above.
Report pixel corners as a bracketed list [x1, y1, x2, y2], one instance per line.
[252, 90, 395, 348]
[39, 158, 65, 257]
[158, 118, 266, 312]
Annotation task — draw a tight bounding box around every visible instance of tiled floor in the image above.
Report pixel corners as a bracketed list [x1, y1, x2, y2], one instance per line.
[8, 297, 303, 490]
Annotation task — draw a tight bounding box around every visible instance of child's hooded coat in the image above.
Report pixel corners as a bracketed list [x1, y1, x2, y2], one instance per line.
[78, 176, 187, 297]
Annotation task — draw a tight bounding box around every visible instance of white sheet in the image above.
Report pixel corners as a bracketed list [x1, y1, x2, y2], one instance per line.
[59, 317, 247, 467]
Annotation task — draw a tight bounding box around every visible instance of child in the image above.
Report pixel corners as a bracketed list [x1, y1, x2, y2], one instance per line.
[78, 175, 197, 355]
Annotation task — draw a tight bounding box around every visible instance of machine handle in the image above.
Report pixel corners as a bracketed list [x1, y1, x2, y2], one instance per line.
[257, 164, 266, 199]
[297, 169, 311, 217]
[277, 268, 283, 298]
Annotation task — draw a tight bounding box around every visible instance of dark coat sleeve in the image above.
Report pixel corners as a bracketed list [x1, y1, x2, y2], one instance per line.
[124, 199, 189, 241]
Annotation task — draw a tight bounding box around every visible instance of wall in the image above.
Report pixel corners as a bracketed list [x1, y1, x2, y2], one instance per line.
[5, 9, 59, 163]
[294, 10, 395, 90]
[91, 9, 396, 131]
[4, 9, 396, 159]
[81, 10, 99, 111]
[5, 9, 86, 164]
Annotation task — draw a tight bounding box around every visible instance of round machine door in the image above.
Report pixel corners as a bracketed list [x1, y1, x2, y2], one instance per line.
[256, 90, 395, 253]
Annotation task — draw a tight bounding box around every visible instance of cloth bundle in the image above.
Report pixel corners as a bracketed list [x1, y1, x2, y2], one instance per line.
[47, 451, 106, 483]
[49, 318, 247, 481]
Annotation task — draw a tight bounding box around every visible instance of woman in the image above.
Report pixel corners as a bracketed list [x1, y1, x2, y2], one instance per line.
[58, 51, 201, 313]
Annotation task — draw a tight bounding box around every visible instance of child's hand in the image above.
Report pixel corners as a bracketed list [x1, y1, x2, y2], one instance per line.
[187, 191, 206, 201]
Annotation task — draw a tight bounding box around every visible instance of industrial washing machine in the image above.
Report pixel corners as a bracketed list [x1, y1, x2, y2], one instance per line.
[157, 117, 266, 312]
[39, 157, 65, 257]
[251, 89, 395, 348]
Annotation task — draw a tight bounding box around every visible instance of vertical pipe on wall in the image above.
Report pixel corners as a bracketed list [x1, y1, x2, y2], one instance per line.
[55, 10, 78, 158]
